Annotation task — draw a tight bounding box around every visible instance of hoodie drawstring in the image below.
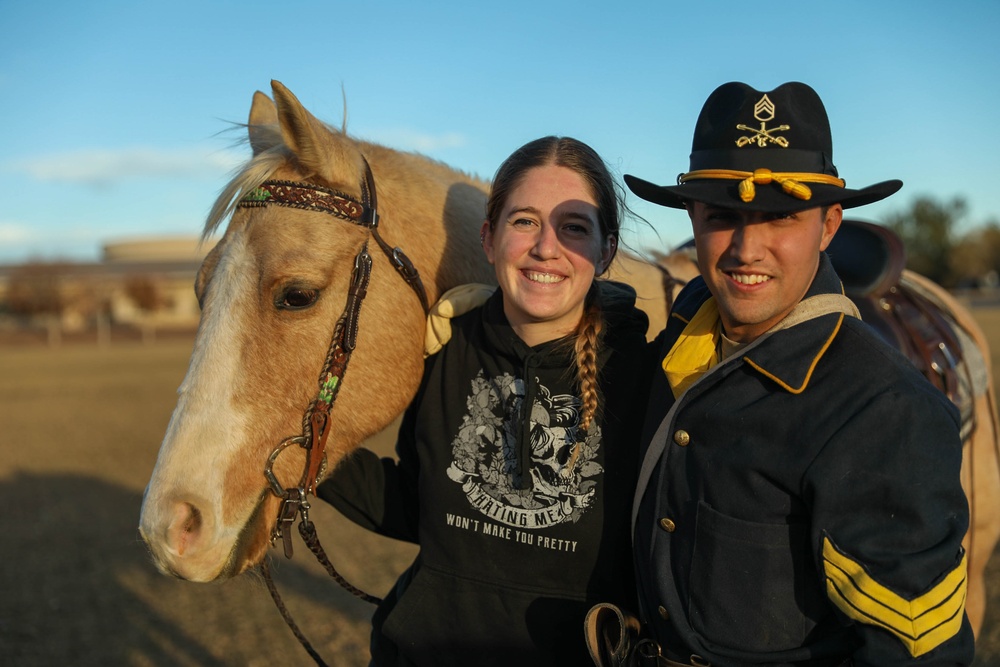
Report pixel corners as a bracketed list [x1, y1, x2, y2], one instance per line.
[516, 353, 540, 490]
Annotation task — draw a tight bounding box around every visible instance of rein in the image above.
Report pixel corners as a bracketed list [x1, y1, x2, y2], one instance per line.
[236, 158, 429, 665]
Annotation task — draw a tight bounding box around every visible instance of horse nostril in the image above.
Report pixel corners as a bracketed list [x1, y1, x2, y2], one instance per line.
[168, 502, 204, 556]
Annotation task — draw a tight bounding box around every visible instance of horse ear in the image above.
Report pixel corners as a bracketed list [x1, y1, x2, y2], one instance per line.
[270, 80, 356, 183]
[248, 91, 278, 156]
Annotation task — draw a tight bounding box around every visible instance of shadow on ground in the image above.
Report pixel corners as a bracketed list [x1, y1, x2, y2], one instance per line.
[0, 471, 413, 667]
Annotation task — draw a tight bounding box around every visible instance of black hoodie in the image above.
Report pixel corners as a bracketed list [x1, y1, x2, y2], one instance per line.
[319, 280, 651, 666]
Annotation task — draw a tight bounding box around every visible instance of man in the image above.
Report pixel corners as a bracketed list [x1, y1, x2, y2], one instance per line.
[624, 82, 974, 665]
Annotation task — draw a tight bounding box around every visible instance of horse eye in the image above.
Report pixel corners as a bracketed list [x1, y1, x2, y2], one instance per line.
[276, 287, 319, 310]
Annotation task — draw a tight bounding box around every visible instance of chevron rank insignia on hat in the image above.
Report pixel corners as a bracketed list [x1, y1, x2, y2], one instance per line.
[736, 94, 790, 148]
[822, 536, 967, 657]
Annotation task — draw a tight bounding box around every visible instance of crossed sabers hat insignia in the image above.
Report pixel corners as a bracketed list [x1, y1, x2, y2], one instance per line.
[736, 95, 789, 148]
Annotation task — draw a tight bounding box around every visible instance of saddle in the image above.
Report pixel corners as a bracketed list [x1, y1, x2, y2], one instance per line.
[827, 219, 965, 409]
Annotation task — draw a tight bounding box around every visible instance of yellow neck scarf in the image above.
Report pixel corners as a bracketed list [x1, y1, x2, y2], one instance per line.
[662, 297, 722, 398]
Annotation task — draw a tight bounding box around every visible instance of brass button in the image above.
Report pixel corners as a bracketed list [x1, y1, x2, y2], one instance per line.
[659, 517, 676, 532]
[673, 429, 690, 447]
[658, 605, 669, 620]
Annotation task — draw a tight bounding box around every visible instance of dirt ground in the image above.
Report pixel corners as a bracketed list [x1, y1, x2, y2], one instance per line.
[2, 307, 1000, 666]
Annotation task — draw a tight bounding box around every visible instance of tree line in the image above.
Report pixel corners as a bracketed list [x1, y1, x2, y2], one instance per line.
[885, 195, 1000, 289]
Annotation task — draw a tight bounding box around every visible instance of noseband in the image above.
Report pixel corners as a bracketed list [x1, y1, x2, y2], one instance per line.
[235, 158, 429, 665]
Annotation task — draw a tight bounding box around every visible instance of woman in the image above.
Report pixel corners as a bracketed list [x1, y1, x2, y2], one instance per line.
[318, 136, 650, 666]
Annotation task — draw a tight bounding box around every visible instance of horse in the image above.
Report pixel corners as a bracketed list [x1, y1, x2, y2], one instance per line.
[139, 81, 999, 638]
[648, 222, 1000, 636]
[897, 269, 1000, 634]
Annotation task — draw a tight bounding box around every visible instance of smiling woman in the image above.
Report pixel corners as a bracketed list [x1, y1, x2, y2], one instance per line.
[316, 136, 652, 666]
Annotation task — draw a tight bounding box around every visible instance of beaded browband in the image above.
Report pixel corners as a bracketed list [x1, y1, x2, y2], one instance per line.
[239, 180, 368, 222]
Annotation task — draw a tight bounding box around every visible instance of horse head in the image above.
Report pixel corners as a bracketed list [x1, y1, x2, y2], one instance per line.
[139, 81, 495, 582]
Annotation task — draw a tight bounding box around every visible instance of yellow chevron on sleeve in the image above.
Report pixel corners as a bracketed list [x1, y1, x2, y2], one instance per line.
[822, 537, 967, 657]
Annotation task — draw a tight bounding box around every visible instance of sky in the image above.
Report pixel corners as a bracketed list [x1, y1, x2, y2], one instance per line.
[2, 0, 999, 265]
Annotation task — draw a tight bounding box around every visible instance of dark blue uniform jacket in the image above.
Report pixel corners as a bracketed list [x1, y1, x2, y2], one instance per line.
[633, 254, 974, 666]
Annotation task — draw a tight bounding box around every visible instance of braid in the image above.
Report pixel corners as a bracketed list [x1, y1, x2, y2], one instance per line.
[563, 284, 604, 476]
[575, 285, 603, 432]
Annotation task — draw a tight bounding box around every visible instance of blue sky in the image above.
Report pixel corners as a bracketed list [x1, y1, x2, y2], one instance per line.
[2, 0, 999, 264]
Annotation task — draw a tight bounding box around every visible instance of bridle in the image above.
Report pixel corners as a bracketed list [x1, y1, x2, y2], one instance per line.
[235, 157, 429, 665]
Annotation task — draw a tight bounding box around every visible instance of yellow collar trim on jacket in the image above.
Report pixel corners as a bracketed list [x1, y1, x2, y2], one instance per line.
[822, 536, 967, 658]
[661, 297, 721, 399]
[742, 293, 860, 394]
[743, 313, 844, 394]
[663, 292, 859, 397]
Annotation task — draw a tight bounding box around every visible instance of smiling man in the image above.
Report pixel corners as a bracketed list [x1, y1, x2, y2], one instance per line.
[623, 82, 974, 666]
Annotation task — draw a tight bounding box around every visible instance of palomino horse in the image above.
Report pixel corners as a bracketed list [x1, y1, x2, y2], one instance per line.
[140, 81, 492, 583]
[649, 222, 1000, 636]
[899, 270, 1000, 634]
[138, 81, 669, 585]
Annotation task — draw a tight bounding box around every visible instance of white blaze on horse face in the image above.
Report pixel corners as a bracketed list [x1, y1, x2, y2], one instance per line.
[140, 230, 258, 582]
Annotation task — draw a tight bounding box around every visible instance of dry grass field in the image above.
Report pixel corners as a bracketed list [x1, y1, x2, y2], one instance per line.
[1, 305, 999, 666]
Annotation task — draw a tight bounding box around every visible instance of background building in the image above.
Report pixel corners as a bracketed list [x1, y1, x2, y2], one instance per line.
[0, 236, 215, 342]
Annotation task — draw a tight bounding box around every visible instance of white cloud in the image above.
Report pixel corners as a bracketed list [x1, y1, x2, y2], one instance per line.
[4, 132, 466, 191]
[0, 222, 33, 244]
[0, 221, 106, 263]
[364, 129, 467, 153]
[5, 147, 243, 188]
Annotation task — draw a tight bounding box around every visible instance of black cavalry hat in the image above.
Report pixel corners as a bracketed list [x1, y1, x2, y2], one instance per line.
[625, 82, 902, 212]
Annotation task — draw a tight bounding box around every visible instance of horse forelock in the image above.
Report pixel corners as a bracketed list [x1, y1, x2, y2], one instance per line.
[204, 137, 291, 239]
[204, 117, 365, 239]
